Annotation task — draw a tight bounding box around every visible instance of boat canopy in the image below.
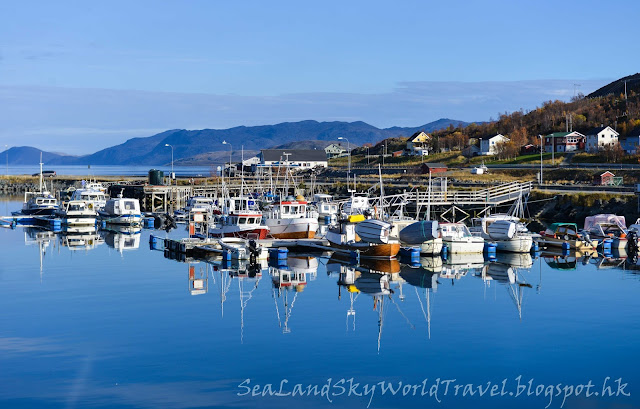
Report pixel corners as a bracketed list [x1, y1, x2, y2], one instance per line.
[583, 214, 626, 231]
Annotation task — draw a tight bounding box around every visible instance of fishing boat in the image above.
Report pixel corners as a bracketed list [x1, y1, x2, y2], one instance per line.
[208, 196, 267, 239]
[538, 222, 598, 252]
[13, 157, 59, 216]
[438, 222, 485, 254]
[313, 193, 339, 223]
[583, 214, 628, 251]
[326, 215, 400, 259]
[56, 200, 97, 227]
[398, 220, 443, 255]
[98, 196, 143, 226]
[263, 196, 319, 239]
[470, 214, 533, 252]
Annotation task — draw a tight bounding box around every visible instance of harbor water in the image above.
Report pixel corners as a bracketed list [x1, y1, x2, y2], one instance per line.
[0, 198, 639, 409]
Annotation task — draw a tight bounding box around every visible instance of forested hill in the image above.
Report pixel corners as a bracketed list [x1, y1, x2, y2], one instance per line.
[428, 74, 640, 153]
[588, 73, 640, 98]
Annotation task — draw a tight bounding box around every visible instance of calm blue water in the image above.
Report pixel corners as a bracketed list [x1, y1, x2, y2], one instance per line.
[3, 165, 220, 177]
[1, 200, 639, 409]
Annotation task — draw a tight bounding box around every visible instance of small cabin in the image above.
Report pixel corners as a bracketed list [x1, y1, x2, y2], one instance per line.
[419, 163, 448, 174]
[593, 171, 622, 186]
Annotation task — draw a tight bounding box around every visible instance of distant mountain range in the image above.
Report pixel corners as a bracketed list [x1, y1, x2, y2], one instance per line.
[1, 118, 474, 166]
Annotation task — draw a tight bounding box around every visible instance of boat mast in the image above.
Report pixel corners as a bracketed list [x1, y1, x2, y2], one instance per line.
[426, 170, 432, 221]
[378, 164, 385, 220]
[39, 153, 44, 194]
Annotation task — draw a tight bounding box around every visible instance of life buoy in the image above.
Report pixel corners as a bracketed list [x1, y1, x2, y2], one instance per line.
[88, 203, 93, 210]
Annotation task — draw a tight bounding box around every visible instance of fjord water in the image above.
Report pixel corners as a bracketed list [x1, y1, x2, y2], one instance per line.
[1, 201, 639, 409]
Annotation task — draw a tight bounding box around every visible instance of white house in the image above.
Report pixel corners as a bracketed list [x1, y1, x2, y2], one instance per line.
[324, 143, 348, 159]
[480, 134, 510, 156]
[585, 126, 619, 152]
[406, 131, 431, 155]
[258, 149, 328, 170]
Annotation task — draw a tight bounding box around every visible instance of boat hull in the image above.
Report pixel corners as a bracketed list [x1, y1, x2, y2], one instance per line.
[210, 226, 269, 239]
[99, 213, 143, 226]
[62, 216, 97, 226]
[443, 237, 485, 254]
[16, 208, 58, 216]
[494, 235, 533, 253]
[537, 236, 598, 252]
[328, 241, 400, 259]
[418, 238, 443, 254]
[265, 218, 318, 239]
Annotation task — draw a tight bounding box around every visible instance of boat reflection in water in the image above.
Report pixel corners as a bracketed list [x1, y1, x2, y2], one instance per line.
[400, 256, 441, 339]
[270, 255, 319, 334]
[24, 227, 57, 281]
[441, 252, 485, 283]
[542, 250, 594, 271]
[59, 225, 104, 251]
[328, 256, 409, 352]
[476, 253, 533, 319]
[102, 225, 142, 254]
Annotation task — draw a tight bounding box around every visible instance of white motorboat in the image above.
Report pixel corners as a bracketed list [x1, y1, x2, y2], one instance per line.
[439, 222, 485, 254]
[13, 158, 59, 216]
[98, 197, 142, 226]
[470, 214, 533, 252]
[56, 200, 97, 227]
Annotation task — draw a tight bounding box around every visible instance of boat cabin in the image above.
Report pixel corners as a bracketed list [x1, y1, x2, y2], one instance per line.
[71, 189, 107, 209]
[29, 195, 58, 208]
[224, 197, 260, 214]
[438, 223, 473, 239]
[104, 198, 140, 216]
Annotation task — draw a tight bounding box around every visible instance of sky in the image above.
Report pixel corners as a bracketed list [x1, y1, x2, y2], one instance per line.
[1, 0, 638, 154]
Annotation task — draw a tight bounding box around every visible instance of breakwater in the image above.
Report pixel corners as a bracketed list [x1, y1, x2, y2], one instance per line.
[528, 191, 639, 225]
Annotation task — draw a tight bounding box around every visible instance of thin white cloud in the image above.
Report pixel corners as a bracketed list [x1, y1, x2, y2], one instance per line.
[0, 79, 611, 154]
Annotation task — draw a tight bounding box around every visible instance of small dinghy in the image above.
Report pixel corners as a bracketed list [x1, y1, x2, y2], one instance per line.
[355, 219, 391, 244]
[399, 220, 439, 244]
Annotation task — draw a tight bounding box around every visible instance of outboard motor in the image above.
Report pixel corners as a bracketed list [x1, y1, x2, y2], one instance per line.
[248, 239, 259, 264]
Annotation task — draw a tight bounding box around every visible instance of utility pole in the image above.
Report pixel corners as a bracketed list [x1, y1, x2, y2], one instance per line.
[539, 135, 543, 184]
[573, 83, 581, 98]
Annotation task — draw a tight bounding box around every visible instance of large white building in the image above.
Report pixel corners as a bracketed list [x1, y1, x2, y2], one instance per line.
[258, 149, 328, 170]
[585, 126, 619, 152]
